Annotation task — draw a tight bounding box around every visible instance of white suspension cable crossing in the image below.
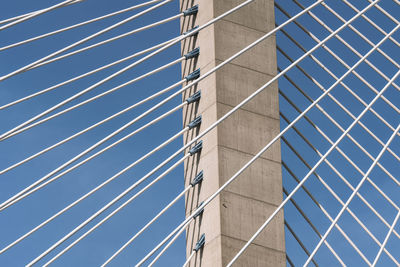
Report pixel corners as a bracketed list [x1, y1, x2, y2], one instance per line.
[298, 0, 400, 115]
[305, 122, 400, 266]
[228, 48, 400, 267]
[276, 32, 400, 162]
[279, 98, 400, 242]
[279, 79, 400, 226]
[342, 0, 400, 48]
[0, 0, 165, 51]
[371, 209, 400, 266]
[276, 2, 400, 132]
[281, 135, 397, 264]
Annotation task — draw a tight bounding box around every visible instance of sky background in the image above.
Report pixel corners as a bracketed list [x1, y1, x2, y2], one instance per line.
[0, 0, 399, 266]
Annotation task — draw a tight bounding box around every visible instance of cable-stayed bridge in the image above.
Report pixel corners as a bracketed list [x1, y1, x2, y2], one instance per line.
[0, 0, 399, 266]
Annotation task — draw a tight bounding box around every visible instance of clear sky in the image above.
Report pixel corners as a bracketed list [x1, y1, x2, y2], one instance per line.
[0, 0, 399, 266]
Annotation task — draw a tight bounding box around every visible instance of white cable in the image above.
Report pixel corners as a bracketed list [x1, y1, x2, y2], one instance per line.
[228, 57, 400, 267]
[0, 127, 188, 254]
[0, 0, 165, 51]
[37, 154, 191, 266]
[0, 0, 172, 82]
[305, 122, 400, 266]
[371, 209, 400, 266]
[182, 250, 196, 267]
[102, 185, 192, 266]
[0, 0, 82, 31]
[1, 56, 185, 141]
[27, 13, 184, 70]
[0, 101, 187, 210]
[0, 79, 185, 177]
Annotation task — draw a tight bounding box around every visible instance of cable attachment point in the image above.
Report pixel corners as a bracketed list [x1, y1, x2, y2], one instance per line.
[184, 47, 200, 60]
[188, 115, 202, 129]
[189, 141, 202, 155]
[186, 90, 201, 104]
[193, 201, 204, 218]
[183, 25, 199, 36]
[185, 68, 200, 82]
[194, 234, 206, 252]
[183, 5, 198, 17]
[190, 170, 204, 186]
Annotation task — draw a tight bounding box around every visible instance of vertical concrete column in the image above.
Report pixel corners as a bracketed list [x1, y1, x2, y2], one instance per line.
[180, 0, 285, 266]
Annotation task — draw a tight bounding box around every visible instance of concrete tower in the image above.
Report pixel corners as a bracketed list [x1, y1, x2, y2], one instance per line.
[180, 0, 286, 265]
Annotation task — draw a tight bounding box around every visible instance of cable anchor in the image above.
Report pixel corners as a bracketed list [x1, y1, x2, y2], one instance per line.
[194, 233, 206, 251]
[186, 90, 201, 104]
[185, 68, 200, 82]
[184, 47, 200, 60]
[189, 141, 202, 155]
[190, 170, 204, 186]
[188, 115, 202, 129]
[183, 5, 198, 17]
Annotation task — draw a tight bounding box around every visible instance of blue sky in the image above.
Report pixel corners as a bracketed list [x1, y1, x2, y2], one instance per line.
[0, 0, 399, 266]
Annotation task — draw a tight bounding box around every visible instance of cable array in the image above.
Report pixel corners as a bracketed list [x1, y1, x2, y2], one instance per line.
[0, 0, 398, 266]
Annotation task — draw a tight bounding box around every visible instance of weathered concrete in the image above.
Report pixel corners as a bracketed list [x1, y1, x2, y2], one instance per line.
[180, 0, 285, 265]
